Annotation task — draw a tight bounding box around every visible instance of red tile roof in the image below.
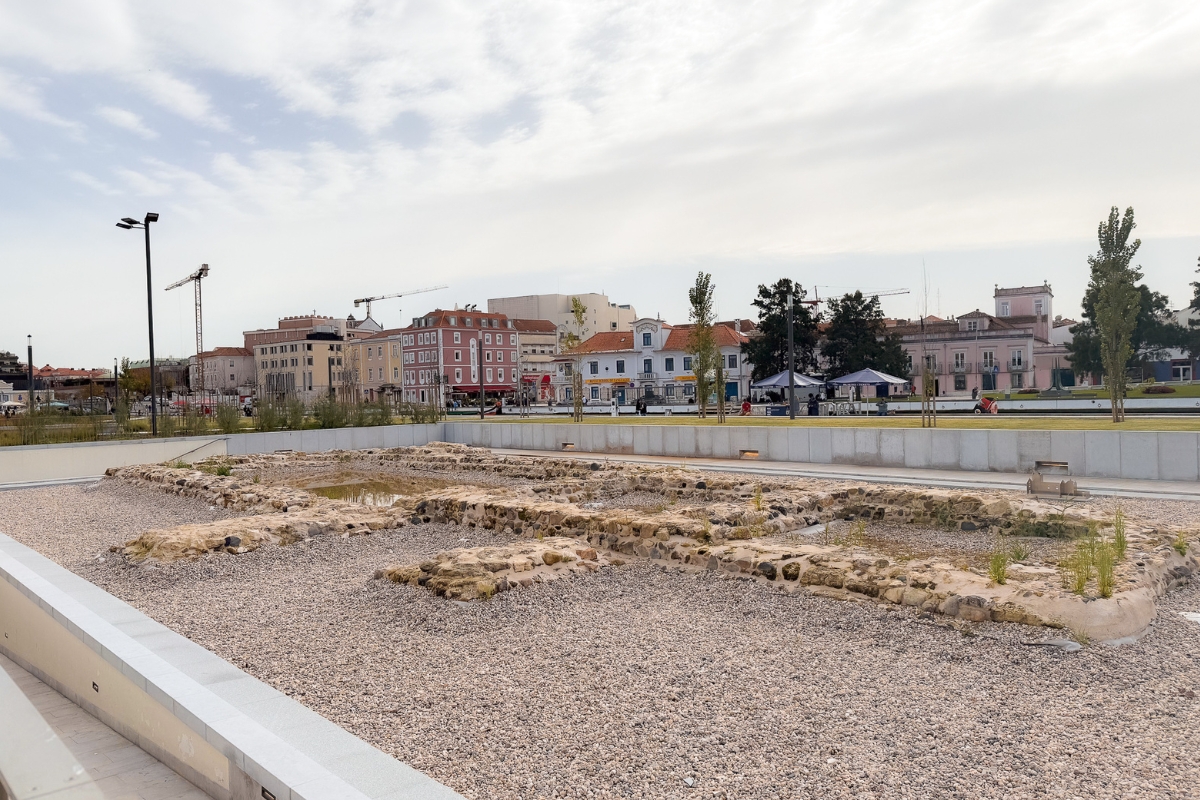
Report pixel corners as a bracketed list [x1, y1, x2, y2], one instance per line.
[568, 332, 636, 353]
[513, 319, 557, 333]
[663, 325, 749, 350]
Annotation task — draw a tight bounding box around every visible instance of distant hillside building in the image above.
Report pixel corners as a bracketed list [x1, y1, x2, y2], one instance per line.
[189, 347, 256, 396]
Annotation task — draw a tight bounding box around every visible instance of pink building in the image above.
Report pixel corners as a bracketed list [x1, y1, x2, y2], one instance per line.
[891, 284, 1070, 396]
[400, 308, 520, 404]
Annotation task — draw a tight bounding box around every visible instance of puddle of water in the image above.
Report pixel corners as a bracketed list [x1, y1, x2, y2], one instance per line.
[308, 481, 407, 507]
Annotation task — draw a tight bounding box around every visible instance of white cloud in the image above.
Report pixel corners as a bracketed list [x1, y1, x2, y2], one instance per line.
[96, 105, 157, 139]
[68, 170, 119, 194]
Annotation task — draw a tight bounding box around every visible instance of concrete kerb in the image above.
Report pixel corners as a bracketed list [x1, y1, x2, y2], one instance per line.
[0, 534, 464, 800]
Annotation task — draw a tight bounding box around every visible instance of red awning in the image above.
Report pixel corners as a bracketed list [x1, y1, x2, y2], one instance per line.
[540, 375, 550, 383]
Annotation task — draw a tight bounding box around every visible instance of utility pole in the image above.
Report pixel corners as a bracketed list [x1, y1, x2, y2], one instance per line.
[787, 290, 796, 420]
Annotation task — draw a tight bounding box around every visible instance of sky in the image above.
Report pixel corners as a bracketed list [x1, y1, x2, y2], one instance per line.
[1, 1, 1198, 367]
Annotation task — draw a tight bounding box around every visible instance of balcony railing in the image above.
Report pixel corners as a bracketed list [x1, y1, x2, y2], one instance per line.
[1007, 362, 1028, 372]
[951, 362, 972, 374]
[637, 372, 657, 381]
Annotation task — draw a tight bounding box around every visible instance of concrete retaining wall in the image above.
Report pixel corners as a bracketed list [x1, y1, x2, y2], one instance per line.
[0, 534, 462, 800]
[2, 420, 1196, 485]
[0, 424, 442, 486]
[443, 422, 1200, 481]
[0, 436, 228, 485]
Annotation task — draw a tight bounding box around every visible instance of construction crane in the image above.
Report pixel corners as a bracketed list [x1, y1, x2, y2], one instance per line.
[165, 264, 210, 392]
[353, 284, 448, 320]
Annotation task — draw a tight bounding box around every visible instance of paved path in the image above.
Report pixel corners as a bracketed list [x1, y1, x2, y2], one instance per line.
[0, 652, 209, 800]
[492, 448, 1200, 501]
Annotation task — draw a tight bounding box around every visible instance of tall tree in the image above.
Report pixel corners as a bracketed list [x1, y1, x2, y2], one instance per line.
[687, 272, 718, 419]
[1191, 255, 1200, 312]
[740, 279, 820, 381]
[1067, 276, 1180, 377]
[820, 291, 908, 378]
[1087, 207, 1143, 422]
[562, 297, 589, 421]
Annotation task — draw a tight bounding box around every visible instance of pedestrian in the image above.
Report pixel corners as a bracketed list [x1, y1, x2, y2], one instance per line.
[807, 393, 819, 417]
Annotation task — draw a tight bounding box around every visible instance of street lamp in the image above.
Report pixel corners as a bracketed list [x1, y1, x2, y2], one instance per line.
[27, 335, 34, 411]
[116, 213, 160, 435]
[787, 289, 796, 420]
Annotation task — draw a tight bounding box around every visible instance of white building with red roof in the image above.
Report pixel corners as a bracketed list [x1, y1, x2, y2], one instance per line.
[553, 318, 753, 406]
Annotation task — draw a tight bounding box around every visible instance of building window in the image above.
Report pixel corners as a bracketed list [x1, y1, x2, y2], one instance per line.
[486, 368, 493, 382]
[1000, 302, 1010, 317]
[954, 374, 966, 391]
[642, 332, 651, 347]
[485, 333, 492, 344]
[485, 351, 492, 362]
[1012, 372, 1024, 389]
[591, 386, 599, 400]
[1034, 300, 1044, 317]
[393, 367, 399, 380]
[449, 317, 457, 326]
[727, 354, 737, 369]
[510, 334, 517, 345]
[905, 354, 913, 374]
[981, 351, 995, 369]
[455, 350, 461, 362]
[643, 358, 652, 374]
[498, 368, 505, 381]
[368, 368, 374, 381]
[616, 359, 625, 374]
[953, 352, 966, 370]
[967, 320, 978, 331]
[564, 387, 573, 401]
[665, 384, 675, 397]
[683, 356, 692, 371]
[1010, 350, 1024, 367]
[665, 357, 675, 372]
[455, 368, 462, 382]
[683, 384, 694, 396]
[590, 361, 598, 375]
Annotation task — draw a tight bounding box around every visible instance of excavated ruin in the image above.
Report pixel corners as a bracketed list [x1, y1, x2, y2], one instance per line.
[106, 442, 1199, 640]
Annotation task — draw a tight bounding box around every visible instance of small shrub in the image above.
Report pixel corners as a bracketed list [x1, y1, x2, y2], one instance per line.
[1142, 384, 1175, 394]
[1173, 531, 1189, 556]
[988, 547, 1009, 585]
[347, 401, 369, 428]
[215, 403, 241, 434]
[752, 485, 763, 512]
[285, 397, 307, 430]
[1112, 506, 1127, 561]
[166, 459, 190, 469]
[1009, 541, 1033, 563]
[364, 398, 393, 427]
[158, 411, 177, 437]
[1068, 540, 1094, 595]
[312, 396, 348, 429]
[819, 522, 832, 546]
[933, 502, 954, 531]
[1096, 542, 1115, 598]
[255, 401, 282, 431]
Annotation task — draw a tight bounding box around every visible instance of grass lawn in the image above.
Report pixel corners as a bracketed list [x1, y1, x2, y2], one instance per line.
[489, 414, 1200, 431]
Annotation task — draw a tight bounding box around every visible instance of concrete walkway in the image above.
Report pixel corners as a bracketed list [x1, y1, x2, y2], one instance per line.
[492, 448, 1200, 502]
[0, 652, 209, 800]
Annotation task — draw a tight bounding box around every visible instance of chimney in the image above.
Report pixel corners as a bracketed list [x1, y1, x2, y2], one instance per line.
[734, 320, 741, 333]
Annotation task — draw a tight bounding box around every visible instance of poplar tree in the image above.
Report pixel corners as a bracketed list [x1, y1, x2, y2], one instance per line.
[687, 272, 717, 420]
[1089, 207, 1142, 422]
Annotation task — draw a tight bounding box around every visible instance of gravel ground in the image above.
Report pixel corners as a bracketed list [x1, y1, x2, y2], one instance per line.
[1, 480, 1199, 799]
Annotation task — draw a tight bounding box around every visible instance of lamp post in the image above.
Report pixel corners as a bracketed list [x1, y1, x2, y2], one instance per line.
[27, 335, 34, 411]
[116, 213, 160, 435]
[478, 336, 486, 420]
[787, 289, 796, 420]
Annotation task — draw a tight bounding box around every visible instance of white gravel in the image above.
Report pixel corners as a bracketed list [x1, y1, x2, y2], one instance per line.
[1, 478, 1199, 799]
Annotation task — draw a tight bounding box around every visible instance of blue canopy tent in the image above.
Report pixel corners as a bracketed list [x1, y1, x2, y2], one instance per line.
[827, 368, 909, 399]
[750, 370, 824, 389]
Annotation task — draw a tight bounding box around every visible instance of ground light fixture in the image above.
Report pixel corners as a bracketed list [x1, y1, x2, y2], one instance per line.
[116, 213, 161, 435]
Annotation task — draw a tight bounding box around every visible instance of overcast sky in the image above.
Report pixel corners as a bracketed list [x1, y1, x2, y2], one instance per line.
[2, 1, 1198, 367]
